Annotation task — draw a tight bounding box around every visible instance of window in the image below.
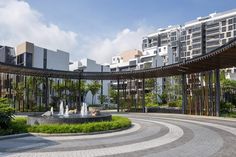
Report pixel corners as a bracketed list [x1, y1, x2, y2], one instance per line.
[171, 36, 176, 41]
[220, 33, 224, 38]
[26, 52, 32, 67]
[227, 32, 231, 37]
[171, 32, 176, 36]
[228, 25, 233, 31]
[222, 27, 226, 32]
[192, 50, 201, 55]
[206, 40, 219, 46]
[188, 29, 191, 34]
[192, 32, 201, 38]
[207, 34, 219, 40]
[192, 38, 201, 43]
[234, 30, 236, 36]
[154, 50, 157, 54]
[187, 35, 190, 40]
[228, 18, 233, 24]
[206, 28, 219, 34]
[17, 53, 24, 65]
[234, 17, 236, 23]
[188, 46, 192, 50]
[187, 52, 190, 56]
[187, 41, 190, 45]
[192, 43, 201, 49]
[222, 20, 226, 26]
[206, 23, 219, 29]
[158, 48, 161, 52]
[234, 24, 236, 29]
[192, 27, 201, 32]
[222, 39, 227, 44]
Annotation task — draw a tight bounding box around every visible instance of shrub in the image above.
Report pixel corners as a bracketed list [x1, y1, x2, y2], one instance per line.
[28, 116, 131, 134]
[146, 103, 159, 107]
[167, 100, 182, 108]
[0, 117, 29, 136]
[0, 98, 15, 129]
[220, 101, 234, 114]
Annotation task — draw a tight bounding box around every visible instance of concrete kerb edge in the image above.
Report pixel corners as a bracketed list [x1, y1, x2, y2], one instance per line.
[0, 133, 31, 140]
[27, 124, 134, 137]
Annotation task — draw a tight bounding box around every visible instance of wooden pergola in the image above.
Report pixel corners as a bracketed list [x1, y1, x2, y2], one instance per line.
[0, 38, 236, 116]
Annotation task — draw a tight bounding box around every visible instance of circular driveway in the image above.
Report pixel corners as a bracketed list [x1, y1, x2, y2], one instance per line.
[1, 113, 236, 157]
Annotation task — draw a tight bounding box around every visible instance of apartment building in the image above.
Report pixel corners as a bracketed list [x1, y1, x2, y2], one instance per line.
[0, 45, 16, 64]
[141, 9, 236, 93]
[0, 45, 16, 99]
[16, 41, 70, 71]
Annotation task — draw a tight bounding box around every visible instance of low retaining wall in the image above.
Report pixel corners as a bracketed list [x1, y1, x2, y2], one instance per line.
[27, 114, 112, 125]
[129, 107, 182, 114]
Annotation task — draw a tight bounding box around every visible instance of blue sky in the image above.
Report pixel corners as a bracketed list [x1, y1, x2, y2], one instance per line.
[27, 0, 236, 37]
[1, 0, 236, 63]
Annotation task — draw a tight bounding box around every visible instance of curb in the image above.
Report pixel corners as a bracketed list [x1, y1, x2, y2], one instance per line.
[29, 125, 133, 137]
[0, 133, 31, 140]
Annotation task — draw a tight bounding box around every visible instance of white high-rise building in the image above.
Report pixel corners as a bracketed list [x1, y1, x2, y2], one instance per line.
[16, 41, 69, 71]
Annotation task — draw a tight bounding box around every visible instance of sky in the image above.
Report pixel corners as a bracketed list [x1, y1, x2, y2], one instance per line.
[0, 0, 236, 64]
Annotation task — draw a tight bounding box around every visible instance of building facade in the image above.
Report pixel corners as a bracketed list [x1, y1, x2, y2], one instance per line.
[70, 58, 110, 105]
[0, 45, 15, 64]
[0, 45, 16, 99]
[16, 42, 69, 71]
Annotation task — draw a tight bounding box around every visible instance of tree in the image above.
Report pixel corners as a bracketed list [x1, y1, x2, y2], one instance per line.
[109, 86, 118, 104]
[79, 80, 89, 102]
[0, 98, 14, 129]
[12, 81, 25, 111]
[88, 81, 101, 105]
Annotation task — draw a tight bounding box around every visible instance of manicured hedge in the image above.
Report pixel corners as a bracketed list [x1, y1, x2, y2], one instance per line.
[28, 116, 131, 134]
[0, 117, 28, 136]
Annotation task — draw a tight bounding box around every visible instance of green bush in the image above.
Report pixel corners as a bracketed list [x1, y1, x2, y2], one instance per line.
[28, 116, 131, 134]
[220, 101, 234, 114]
[146, 103, 159, 107]
[167, 100, 182, 108]
[0, 98, 15, 129]
[0, 117, 29, 136]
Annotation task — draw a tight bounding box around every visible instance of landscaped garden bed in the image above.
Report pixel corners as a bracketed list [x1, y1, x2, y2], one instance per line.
[0, 116, 131, 136]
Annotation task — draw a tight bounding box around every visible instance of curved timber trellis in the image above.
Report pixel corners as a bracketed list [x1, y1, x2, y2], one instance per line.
[0, 38, 236, 116]
[0, 38, 236, 80]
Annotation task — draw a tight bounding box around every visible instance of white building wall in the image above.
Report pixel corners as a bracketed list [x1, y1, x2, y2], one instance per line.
[33, 46, 44, 68]
[47, 50, 69, 71]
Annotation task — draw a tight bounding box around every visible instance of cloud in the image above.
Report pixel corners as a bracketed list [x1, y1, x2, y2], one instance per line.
[83, 26, 154, 64]
[0, 0, 78, 54]
[0, 0, 154, 65]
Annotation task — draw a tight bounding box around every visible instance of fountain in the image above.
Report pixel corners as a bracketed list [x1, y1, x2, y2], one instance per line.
[50, 107, 54, 115]
[81, 102, 88, 117]
[27, 101, 111, 125]
[64, 105, 69, 117]
[58, 101, 64, 116]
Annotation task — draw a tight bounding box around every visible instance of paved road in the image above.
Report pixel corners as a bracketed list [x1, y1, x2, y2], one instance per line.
[0, 113, 236, 157]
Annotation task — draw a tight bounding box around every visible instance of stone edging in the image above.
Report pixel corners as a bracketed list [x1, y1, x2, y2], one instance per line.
[29, 124, 133, 136]
[0, 125, 133, 140]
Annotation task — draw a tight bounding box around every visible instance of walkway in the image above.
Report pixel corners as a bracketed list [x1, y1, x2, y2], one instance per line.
[0, 113, 236, 157]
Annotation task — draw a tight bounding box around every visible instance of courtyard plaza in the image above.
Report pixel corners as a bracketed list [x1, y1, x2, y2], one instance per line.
[0, 113, 236, 157]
